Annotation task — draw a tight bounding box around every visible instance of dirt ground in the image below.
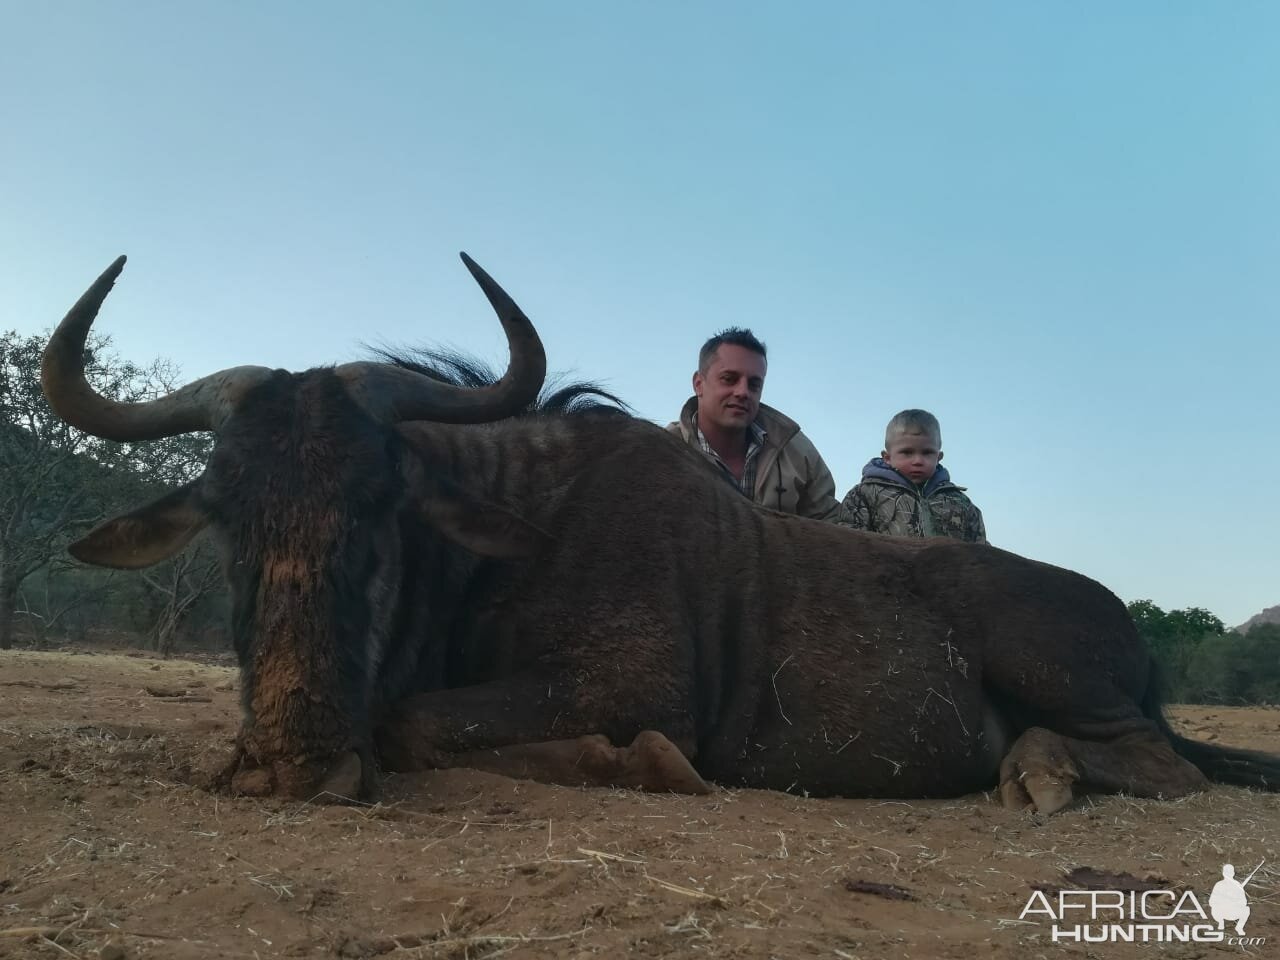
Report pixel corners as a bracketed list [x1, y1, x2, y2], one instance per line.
[0, 650, 1276, 959]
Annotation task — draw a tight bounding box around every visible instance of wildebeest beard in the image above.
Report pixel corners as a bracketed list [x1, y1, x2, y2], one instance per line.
[211, 371, 408, 795]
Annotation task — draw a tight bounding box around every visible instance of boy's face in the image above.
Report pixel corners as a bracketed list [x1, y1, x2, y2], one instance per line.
[883, 430, 942, 486]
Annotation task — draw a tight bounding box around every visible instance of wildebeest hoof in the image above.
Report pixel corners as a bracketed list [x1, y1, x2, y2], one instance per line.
[999, 727, 1080, 815]
[231, 766, 276, 796]
[313, 750, 364, 801]
[1000, 771, 1076, 815]
[197, 743, 279, 797]
[193, 742, 251, 794]
[624, 731, 712, 795]
[217, 749, 368, 801]
[524, 731, 712, 793]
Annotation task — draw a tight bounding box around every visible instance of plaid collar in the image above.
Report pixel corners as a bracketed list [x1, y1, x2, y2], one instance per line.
[694, 419, 767, 459]
[694, 418, 767, 494]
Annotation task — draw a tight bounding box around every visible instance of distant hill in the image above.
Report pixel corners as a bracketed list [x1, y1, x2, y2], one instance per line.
[1236, 604, 1280, 634]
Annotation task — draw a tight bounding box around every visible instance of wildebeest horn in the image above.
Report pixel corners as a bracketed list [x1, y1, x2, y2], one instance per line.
[334, 252, 547, 424]
[41, 256, 274, 441]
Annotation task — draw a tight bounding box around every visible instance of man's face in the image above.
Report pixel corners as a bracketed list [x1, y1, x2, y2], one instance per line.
[693, 344, 766, 432]
[883, 431, 942, 486]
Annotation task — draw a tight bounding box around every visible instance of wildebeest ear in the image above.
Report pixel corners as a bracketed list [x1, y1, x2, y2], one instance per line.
[415, 482, 550, 559]
[70, 483, 209, 569]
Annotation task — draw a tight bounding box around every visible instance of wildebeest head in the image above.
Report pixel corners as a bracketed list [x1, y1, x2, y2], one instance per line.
[41, 254, 550, 799]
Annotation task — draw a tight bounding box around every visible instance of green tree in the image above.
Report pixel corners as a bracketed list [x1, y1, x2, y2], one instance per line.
[1128, 600, 1224, 650]
[1128, 599, 1175, 649]
[1131, 600, 1280, 704]
[1184, 625, 1280, 705]
[1166, 607, 1225, 640]
[1244, 622, 1280, 643]
[1127, 600, 1227, 701]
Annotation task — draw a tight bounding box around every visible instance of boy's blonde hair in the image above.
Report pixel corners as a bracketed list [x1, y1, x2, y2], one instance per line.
[884, 409, 942, 448]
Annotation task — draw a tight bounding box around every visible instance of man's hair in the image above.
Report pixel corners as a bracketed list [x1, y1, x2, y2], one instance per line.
[698, 327, 767, 373]
[885, 409, 942, 448]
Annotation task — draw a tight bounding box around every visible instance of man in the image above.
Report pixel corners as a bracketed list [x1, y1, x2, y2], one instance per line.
[668, 328, 839, 520]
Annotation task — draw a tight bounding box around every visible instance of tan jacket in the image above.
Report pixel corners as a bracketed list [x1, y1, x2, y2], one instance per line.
[667, 399, 839, 521]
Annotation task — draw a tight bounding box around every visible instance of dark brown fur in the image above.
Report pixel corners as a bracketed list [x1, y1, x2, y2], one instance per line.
[372, 409, 1274, 811]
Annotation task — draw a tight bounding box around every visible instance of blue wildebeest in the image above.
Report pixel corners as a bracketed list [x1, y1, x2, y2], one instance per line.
[41, 255, 1280, 814]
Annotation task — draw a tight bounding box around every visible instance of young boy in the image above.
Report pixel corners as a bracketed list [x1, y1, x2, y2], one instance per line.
[836, 409, 987, 543]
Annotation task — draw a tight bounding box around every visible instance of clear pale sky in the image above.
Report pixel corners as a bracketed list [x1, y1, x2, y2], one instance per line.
[2, 3, 1276, 626]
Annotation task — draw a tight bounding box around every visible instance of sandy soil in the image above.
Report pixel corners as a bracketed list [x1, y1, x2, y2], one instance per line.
[0, 649, 1276, 959]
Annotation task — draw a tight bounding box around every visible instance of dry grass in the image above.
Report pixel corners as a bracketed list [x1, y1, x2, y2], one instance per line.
[1, 651, 1278, 959]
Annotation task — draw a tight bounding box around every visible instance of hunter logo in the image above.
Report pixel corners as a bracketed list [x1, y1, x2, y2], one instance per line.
[1018, 862, 1267, 945]
[1209, 864, 1253, 935]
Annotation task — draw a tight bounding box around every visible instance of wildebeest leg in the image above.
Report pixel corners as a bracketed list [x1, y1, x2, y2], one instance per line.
[375, 675, 705, 792]
[1000, 726, 1208, 814]
[443, 732, 711, 794]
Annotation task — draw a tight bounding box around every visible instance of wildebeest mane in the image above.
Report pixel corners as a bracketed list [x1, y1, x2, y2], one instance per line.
[370, 347, 631, 416]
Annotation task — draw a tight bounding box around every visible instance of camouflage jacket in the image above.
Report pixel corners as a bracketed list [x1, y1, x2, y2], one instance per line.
[836, 458, 986, 543]
[667, 399, 839, 521]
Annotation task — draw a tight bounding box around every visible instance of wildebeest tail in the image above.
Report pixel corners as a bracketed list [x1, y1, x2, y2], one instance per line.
[1142, 658, 1280, 791]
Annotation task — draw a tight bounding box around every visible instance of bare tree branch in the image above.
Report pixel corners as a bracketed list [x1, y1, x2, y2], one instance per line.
[0, 330, 218, 649]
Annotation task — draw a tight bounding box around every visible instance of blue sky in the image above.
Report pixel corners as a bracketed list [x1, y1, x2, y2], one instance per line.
[2, 3, 1276, 626]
